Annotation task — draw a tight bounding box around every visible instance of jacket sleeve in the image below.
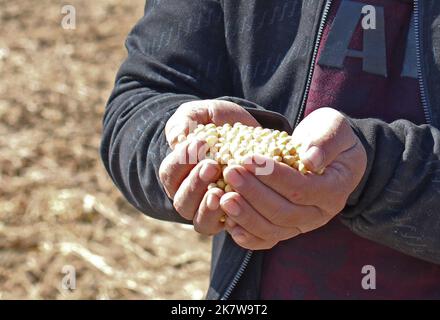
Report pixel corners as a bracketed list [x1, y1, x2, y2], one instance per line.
[341, 117, 440, 264]
[100, 0, 272, 224]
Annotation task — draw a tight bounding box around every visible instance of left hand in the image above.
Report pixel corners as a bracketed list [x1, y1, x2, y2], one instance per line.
[219, 107, 367, 250]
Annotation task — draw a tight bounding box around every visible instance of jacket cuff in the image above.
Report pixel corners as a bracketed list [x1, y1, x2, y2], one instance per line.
[215, 96, 293, 133]
[343, 117, 376, 212]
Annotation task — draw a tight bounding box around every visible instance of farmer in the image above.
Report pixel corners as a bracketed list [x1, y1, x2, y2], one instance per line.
[101, 0, 440, 299]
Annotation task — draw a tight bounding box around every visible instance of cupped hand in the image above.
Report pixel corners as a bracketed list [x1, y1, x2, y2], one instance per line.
[220, 108, 367, 250]
[159, 100, 260, 235]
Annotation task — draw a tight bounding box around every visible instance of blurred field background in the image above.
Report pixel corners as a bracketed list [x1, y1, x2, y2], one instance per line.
[0, 0, 211, 299]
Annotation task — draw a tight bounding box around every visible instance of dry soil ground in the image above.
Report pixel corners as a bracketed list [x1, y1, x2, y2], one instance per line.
[0, 0, 211, 299]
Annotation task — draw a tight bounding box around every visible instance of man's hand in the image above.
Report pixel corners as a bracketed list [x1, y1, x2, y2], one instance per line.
[220, 107, 367, 250]
[159, 100, 260, 234]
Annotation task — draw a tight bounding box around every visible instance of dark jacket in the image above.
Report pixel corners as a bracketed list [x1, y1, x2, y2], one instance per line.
[100, 0, 440, 299]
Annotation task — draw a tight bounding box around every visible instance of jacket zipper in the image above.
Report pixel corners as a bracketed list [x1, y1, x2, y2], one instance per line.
[221, 0, 433, 302]
[295, 0, 432, 126]
[294, 0, 333, 128]
[220, 250, 253, 300]
[220, 0, 333, 301]
[414, 0, 432, 124]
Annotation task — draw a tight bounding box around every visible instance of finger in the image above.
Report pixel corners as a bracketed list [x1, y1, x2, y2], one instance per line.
[205, 100, 260, 127]
[220, 192, 299, 241]
[242, 152, 361, 213]
[223, 165, 325, 228]
[159, 139, 208, 199]
[166, 103, 209, 149]
[241, 154, 324, 206]
[193, 187, 226, 235]
[224, 223, 278, 250]
[293, 108, 357, 172]
[173, 159, 221, 220]
[166, 100, 260, 149]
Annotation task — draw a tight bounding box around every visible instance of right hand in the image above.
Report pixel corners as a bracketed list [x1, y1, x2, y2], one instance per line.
[159, 100, 260, 235]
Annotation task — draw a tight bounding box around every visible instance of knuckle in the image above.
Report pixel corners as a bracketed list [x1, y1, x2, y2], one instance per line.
[159, 171, 173, 194]
[240, 179, 259, 198]
[179, 102, 189, 109]
[193, 209, 214, 235]
[240, 213, 253, 229]
[263, 241, 278, 250]
[227, 194, 249, 219]
[193, 221, 203, 234]
[260, 230, 274, 242]
[160, 163, 181, 189]
[159, 160, 172, 182]
[173, 199, 190, 220]
[165, 117, 176, 134]
[334, 199, 347, 213]
[267, 228, 283, 242]
[327, 192, 347, 214]
[193, 220, 210, 235]
[195, 224, 218, 236]
[199, 158, 216, 171]
[173, 200, 183, 214]
[205, 99, 218, 111]
[237, 239, 254, 250]
[179, 101, 194, 112]
[269, 201, 289, 225]
[158, 164, 167, 184]
[189, 172, 205, 191]
[233, 199, 252, 222]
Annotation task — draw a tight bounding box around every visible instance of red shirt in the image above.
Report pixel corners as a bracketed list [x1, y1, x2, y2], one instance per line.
[261, 0, 440, 299]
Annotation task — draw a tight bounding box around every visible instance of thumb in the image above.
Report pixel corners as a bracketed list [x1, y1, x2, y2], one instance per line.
[167, 100, 260, 149]
[166, 101, 210, 149]
[297, 111, 357, 173]
[300, 145, 330, 174]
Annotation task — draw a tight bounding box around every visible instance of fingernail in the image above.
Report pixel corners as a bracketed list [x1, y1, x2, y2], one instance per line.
[223, 199, 241, 217]
[206, 193, 219, 211]
[199, 163, 219, 182]
[224, 168, 244, 187]
[303, 146, 324, 171]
